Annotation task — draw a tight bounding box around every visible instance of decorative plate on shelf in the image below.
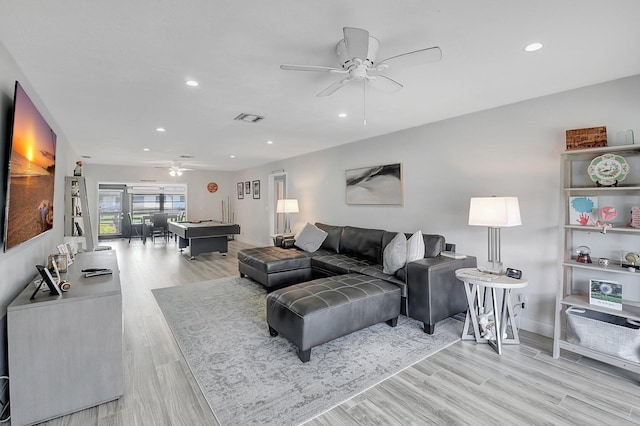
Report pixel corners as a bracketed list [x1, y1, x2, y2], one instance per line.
[587, 153, 630, 186]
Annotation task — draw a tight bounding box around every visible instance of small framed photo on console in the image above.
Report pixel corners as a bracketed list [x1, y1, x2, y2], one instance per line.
[31, 265, 62, 300]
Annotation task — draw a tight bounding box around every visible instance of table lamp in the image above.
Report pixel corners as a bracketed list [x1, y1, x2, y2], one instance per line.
[468, 196, 521, 274]
[276, 199, 299, 233]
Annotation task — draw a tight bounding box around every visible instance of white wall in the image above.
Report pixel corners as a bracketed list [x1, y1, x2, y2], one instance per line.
[231, 74, 640, 337]
[83, 164, 236, 239]
[0, 41, 78, 375]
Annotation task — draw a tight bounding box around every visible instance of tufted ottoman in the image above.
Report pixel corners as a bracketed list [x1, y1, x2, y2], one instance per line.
[238, 246, 314, 291]
[266, 273, 401, 362]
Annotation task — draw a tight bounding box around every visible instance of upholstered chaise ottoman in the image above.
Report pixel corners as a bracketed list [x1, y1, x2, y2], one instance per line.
[238, 247, 313, 291]
[266, 273, 401, 362]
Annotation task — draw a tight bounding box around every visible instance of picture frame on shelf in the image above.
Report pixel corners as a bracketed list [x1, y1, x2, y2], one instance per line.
[57, 243, 74, 265]
[252, 180, 260, 199]
[237, 182, 244, 199]
[569, 196, 598, 226]
[48, 253, 68, 273]
[589, 279, 622, 310]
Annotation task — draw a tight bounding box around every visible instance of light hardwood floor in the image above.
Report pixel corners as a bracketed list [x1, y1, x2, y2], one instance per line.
[39, 238, 640, 426]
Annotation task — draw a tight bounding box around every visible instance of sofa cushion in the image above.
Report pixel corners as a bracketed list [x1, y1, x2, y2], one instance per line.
[382, 232, 407, 274]
[295, 223, 328, 252]
[340, 226, 385, 264]
[349, 264, 407, 297]
[311, 253, 373, 276]
[315, 222, 343, 253]
[406, 230, 426, 262]
[237, 247, 312, 273]
[423, 234, 446, 258]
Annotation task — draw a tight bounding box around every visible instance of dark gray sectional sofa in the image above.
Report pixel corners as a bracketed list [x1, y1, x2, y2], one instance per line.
[238, 222, 477, 361]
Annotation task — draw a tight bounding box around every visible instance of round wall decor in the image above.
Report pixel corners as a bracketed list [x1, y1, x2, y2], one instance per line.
[207, 182, 218, 193]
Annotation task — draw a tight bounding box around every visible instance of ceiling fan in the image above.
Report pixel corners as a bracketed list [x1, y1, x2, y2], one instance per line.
[280, 27, 442, 98]
[156, 162, 194, 177]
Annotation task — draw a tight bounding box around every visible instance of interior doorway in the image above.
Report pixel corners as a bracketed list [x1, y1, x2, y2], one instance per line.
[269, 172, 287, 235]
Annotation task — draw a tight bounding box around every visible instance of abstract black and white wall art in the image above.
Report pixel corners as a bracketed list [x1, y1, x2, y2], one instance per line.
[345, 163, 403, 205]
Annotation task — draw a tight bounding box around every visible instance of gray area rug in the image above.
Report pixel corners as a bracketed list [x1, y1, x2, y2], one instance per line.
[152, 277, 462, 425]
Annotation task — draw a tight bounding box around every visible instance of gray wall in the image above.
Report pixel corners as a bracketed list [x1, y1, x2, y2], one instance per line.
[0, 41, 78, 375]
[231, 74, 640, 337]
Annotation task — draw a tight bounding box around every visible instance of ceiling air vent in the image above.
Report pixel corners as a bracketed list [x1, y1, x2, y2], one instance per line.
[234, 113, 264, 123]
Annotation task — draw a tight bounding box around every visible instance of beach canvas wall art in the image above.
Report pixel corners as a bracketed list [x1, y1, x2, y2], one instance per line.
[4, 82, 56, 251]
[345, 163, 403, 205]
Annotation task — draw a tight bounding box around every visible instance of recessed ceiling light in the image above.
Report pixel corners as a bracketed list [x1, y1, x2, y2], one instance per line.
[338, 113, 347, 118]
[186, 80, 199, 87]
[230, 155, 236, 158]
[524, 42, 543, 52]
[267, 140, 274, 145]
[143, 148, 150, 152]
[156, 127, 166, 132]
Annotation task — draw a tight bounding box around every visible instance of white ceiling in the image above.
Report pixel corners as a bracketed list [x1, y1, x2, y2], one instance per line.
[1, 1, 639, 171]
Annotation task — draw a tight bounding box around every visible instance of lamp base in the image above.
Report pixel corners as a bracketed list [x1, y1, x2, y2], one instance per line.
[481, 260, 504, 275]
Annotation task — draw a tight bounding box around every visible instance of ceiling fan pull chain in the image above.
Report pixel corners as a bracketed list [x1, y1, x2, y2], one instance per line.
[363, 81, 367, 126]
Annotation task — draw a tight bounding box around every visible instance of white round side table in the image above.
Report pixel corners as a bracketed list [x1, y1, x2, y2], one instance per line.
[455, 268, 528, 355]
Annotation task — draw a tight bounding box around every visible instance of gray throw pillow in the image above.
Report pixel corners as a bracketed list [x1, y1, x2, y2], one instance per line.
[294, 222, 328, 253]
[383, 232, 407, 274]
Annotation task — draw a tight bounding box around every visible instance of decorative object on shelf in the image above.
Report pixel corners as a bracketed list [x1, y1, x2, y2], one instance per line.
[598, 258, 611, 268]
[631, 206, 640, 228]
[616, 129, 635, 145]
[74, 161, 83, 176]
[237, 182, 244, 199]
[207, 182, 218, 193]
[468, 196, 521, 274]
[569, 196, 597, 226]
[345, 163, 403, 205]
[587, 153, 630, 187]
[589, 279, 622, 310]
[599, 206, 617, 221]
[565, 126, 607, 151]
[576, 246, 592, 263]
[623, 252, 640, 270]
[252, 180, 260, 199]
[276, 199, 299, 233]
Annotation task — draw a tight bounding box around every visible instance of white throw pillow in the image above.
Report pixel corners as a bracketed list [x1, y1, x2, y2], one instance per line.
[383, 232, 407, 274]
[294, 222, 328, 253]
[406, 230, 425, 263]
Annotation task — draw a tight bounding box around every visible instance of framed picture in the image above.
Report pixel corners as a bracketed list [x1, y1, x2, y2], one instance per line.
[31, 264, 62, 300]
[245, 181, 251, 194]
[48, 253, 68, 273]
[589, 279, 622, 310]
[237, 182, 244, 199]
[252, 180, 260, 199]
[569, 196, 598, 226]
[345, 163, 403, 205]
[64, 241, 75, 262]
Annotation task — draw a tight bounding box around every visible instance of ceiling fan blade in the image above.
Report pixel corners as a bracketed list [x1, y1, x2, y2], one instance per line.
[377, 46, 442, 69]
[368, 75, 403, 93]
[317, 78, 351, 97]
[280, 64, 342, 73]
[343, 27, 369, 61]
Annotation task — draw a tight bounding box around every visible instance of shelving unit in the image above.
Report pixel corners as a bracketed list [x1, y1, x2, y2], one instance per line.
[553, 144, 640, 374]
[64, 176, 95, 252]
